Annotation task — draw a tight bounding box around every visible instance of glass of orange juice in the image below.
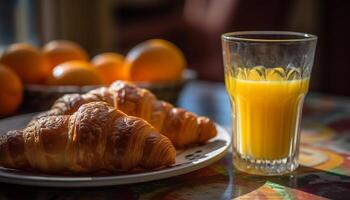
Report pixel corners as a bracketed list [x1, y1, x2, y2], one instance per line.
[222, 31, 317, 175]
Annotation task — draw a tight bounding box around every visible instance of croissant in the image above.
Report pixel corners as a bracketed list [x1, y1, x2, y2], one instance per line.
[35, 81, 217, 147]
[0, 102, 176, 174]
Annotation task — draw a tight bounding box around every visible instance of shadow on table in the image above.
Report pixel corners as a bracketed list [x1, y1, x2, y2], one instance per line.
[0, 163, 349, 200]
[0, 176, 231, 200]
[232, 165, 350, 199]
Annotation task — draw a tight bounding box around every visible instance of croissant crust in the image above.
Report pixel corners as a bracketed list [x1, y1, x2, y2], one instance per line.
[0, 102, 176, 174]
[34, 81, 217, 147]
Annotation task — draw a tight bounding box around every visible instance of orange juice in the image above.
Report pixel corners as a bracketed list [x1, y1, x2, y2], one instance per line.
[226, 67, 309, 160]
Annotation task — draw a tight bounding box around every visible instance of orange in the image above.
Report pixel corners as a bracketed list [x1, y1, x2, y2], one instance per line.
[0, 64, 23, 117]
[0, 43, 50, 84]
[43, 40, 89, 70]
[125, 39, 186, 82]
[91, 52, 127, 84]
[48, 60, 103, 86]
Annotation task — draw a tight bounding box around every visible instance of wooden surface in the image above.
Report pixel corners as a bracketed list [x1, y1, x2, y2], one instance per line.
[0, 81, 350, 199]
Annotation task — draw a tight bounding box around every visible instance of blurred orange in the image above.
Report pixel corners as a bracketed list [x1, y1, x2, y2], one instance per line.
[125, 39, 186, 82]
[48, 60, 103, 86]
[92, 53, 127, 84]
[0, 64, 23, 117]
[0, 43, 50, 84]
[43, 40, 89, 70]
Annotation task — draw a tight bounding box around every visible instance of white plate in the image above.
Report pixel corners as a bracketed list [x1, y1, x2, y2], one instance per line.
[0, 113, 231, 187]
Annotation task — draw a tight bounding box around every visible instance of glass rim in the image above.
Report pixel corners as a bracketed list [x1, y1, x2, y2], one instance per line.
[222, 31, 317, 43]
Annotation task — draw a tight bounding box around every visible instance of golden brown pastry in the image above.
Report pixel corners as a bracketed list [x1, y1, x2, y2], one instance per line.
[35, 81, 217, 147]
[0, 102, 176, 174]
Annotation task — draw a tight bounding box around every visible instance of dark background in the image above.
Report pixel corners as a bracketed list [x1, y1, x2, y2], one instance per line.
[1, 0, 350, 96]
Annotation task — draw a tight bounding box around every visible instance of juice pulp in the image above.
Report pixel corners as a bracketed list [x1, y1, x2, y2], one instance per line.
[226, 68, 309, 160]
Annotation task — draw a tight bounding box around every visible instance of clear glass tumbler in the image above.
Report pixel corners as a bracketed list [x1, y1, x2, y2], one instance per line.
[222, 31, 317, 175]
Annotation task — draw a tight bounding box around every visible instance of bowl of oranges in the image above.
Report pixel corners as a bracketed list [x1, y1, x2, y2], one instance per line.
[0, 39, 195, 114]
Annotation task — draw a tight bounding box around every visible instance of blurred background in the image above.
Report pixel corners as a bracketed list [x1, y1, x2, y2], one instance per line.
[0, 0, 349, 96]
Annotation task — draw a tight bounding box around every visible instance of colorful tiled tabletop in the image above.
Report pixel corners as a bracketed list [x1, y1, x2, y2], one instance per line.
[0, 81, 349, 199]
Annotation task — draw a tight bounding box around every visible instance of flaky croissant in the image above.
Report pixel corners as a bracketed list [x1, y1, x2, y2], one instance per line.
[35, 81, 217, 147]
[0, 102, 176, 174]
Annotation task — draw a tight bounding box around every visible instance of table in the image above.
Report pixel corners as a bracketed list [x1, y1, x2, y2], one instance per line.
[0, 81, 350, 199]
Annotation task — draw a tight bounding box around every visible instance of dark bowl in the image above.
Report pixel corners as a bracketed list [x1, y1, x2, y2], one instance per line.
[22, 69, 197, 111]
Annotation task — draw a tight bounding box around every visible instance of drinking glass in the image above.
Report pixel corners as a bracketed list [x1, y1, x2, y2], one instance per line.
[222, 31, 317, 175]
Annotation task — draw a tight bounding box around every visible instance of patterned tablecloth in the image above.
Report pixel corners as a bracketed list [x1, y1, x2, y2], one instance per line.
[0, 82, 349, 199]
